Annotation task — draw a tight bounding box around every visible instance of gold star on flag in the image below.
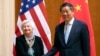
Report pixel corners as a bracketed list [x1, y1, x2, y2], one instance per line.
[75, 4, 81, 11]
[85, 0, 88, 4]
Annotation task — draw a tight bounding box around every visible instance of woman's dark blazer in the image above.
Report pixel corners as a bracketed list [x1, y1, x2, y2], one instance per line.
[16, 35, 44, 56]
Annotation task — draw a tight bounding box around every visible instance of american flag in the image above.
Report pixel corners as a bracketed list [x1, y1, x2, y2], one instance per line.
[13, 0, 51, 56]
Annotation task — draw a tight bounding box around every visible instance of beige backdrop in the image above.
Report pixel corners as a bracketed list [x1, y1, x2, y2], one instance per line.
[15, 0, 100, 56]
[0, 0, 15, 56]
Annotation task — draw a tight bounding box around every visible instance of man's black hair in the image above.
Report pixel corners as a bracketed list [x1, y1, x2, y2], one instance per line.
[60, 2, 74, 12]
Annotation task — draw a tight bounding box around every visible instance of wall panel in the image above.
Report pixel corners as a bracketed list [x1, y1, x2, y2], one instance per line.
[89, 0, 100, 56]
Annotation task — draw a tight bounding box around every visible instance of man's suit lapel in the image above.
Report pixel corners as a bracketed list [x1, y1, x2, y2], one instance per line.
[59, 22, 66, 46]
[67, 19, 77, 45]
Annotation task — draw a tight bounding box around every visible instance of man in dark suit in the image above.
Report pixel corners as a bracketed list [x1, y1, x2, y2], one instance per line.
[44, 2, 90, 56]
[16, 20, 44, 56]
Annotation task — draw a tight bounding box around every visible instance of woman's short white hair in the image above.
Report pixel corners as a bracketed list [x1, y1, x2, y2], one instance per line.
[21, 20, 34, 29]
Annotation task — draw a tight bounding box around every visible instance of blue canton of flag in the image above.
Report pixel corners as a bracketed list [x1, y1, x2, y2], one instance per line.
[20, 0, 43, 15]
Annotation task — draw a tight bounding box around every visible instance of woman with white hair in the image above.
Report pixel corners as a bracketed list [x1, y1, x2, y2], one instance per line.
[16, 20, 44, 56]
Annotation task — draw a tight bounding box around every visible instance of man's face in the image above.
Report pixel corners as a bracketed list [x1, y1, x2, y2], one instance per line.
[60, 6, 74, 22]
[22, 22, 33, 35]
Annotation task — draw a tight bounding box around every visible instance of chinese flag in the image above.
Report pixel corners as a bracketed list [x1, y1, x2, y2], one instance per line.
[60, 0, 96, 56]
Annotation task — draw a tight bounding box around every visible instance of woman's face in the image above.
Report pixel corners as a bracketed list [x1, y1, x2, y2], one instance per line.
[22, 22, 33, 35]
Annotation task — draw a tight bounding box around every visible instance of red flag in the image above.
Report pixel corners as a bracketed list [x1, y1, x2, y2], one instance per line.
[60, 0, 96, 56]
[13, 0, 51, 56]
